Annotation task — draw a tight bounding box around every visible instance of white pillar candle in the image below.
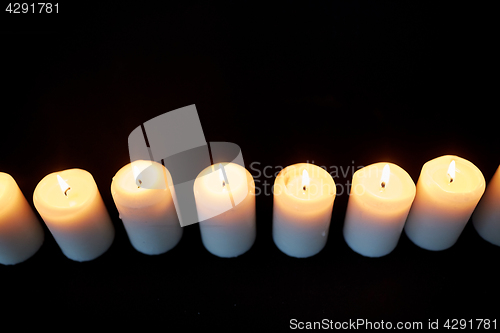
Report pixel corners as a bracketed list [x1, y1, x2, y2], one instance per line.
[0, 173, 44, 265]
[272, 163, 336, 258]
[472, 165, 500, 246]
[343, 163, 416, 257]
[111, 160, 182, 255]
[33, 169, 115, 261]
[404, 155, 485, 251]
[194, 163, 256, 258]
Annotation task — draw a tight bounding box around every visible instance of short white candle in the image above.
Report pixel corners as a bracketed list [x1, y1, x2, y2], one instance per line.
[472, 164, 500, 246]
[111, 160, 182, 255]
[0, 172, 44, 265]
[343, 163, 416, 257]
[404, 155, 485, 251]
[194, 163, 256, 258]
[272, 163, 336, 258]
[33, 169, 115, 261]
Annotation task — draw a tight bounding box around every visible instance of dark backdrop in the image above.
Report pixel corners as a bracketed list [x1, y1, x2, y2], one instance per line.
[1, 2, 498, 330]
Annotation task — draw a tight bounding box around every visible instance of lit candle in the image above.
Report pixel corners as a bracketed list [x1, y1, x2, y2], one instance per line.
[272, 163, 336, 258]
[111, 160, 182, 255]
[33, 169, 115, 261]
[194, 163, 255, 258]
[404, 155, 485, 251]
[472, 164, 500, 246]
[0, 173, 44, 265]
[343, 163, 416, 257]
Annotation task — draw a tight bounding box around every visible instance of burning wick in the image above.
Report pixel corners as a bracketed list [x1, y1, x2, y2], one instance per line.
[133, 166, 143, 188]
[447, 160, 456, 184]
[380, 164, 390, 190]
[302, 169, 310, 192]
[57, 175, 71, 197]
[219, 165, 226, 188]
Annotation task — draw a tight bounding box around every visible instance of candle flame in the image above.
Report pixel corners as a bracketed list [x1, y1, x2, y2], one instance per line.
[380, 164, 390, 189]
[448, 160, 456, 183]
[57, 175, 71, 197]
[219, 164, 226, 187]
[302, 169, 310, 191]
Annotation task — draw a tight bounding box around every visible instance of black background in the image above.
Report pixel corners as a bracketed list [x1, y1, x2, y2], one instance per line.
[1, 2, 498, 330]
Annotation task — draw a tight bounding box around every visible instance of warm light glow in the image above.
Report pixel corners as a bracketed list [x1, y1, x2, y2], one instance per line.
[302, 169, 310, 191]
[219, 164, 226, 187]
[448, 160, 456, 183]
[380, 164, 390, 189]
[57, 175, 71, 197]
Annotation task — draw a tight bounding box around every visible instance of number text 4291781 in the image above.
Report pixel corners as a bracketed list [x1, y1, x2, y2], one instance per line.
[6, 3, 58, 14]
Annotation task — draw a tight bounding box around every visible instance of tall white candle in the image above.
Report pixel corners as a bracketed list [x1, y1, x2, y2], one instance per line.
[343, 163, 416, 257]
[194, 163, 256, 258]
[404, 155, 485, 251]
[111, 160, 182, 255]
[0, 172, 44, 265]
[272, 163, 336, 258]
[33, 169, 115, 261]
[472, 164, 500, 246]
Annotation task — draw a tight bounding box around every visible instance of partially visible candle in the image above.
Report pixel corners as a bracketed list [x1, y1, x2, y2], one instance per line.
[111, 160, 182, 255]
[0, 173, 44, 265]
[272, 163, 336, 258]
[343, 163, 416, 257]
[404, 155, 485, 251]
[33, 169, 115, 261]
[472, 164, 500, 246]
[194, 163, 256, 258]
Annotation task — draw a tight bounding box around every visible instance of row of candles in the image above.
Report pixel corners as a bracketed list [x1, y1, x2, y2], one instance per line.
[0, 155, 499, 265]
